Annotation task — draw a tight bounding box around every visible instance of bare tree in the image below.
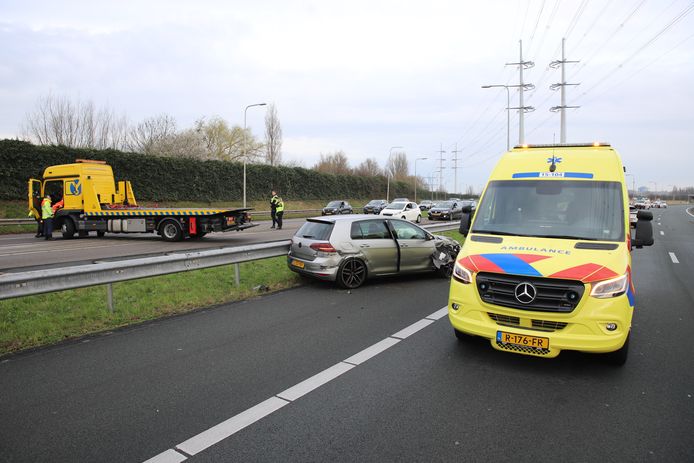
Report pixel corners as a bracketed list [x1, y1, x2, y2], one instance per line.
[264, 103, 282, 166]
[195, 117, 264, 162]
[385, 151, 409, 180]
[354, 158, 383, 177]
[22, 93, 128, 150]
[127, 114, 178, 154]
[314, 151, 351, 175]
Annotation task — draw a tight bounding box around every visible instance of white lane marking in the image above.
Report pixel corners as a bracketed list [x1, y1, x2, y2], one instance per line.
[426, 306, 449, 320]
[277, 362, 355, 402]
[660, 231, 665, 236]
[669, 252, 679, 264]
[146, 308, 447, 462]
[176, 397, 289, 456]
[687, 207, 694, 218]
[143, 449, 187, 463]
[343, 338, 400, 366]
[391, 318, 435, 339]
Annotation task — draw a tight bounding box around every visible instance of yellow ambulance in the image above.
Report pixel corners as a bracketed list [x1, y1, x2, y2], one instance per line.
[448, 143, 654, 365]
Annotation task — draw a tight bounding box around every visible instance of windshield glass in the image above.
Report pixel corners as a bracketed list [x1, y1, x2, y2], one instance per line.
[326, 201, 341, 207]
[367, 200, 383, 206]
[434, 201, 454, 208]
[472, 180, 624, 241]
[385, 202, 406, 210]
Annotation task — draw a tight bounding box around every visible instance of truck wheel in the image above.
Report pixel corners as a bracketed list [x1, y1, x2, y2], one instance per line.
[160, 219, 183, 242]
[61, 219, 76, 239]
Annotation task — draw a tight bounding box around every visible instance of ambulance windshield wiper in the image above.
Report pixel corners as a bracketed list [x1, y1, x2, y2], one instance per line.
[472, 230, 533, 237]
[536, 234, 599, 241]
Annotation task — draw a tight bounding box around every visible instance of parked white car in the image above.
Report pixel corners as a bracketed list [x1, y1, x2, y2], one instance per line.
[380, 201, 422, 223]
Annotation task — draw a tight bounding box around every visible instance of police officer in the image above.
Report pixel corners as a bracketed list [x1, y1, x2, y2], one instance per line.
[41, 194, 54, 240]
[275, 194, 284, 230]
[270, 190, 280, 229]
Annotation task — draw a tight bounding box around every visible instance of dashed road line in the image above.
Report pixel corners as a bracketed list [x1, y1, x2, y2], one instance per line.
[669, 252, 679, 264]
[144, 305, 449, 462]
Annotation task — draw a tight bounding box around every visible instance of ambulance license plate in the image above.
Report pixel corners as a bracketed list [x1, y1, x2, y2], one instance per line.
[496, 331, 549, 349]
[291, 259, 305, 269]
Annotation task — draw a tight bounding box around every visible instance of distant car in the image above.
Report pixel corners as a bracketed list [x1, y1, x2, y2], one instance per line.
[660, 201, 668, 208]
[634, 198, 649, 209]
[287, 215, 460, 288]
[428, 200, 463, 221]
[419, 200, 434, 210]
[629, 206, 637, 228]
[653, 200, 668, 208]
[362, 199, 388, 214]
[460, 199, 477, 211]
[392, 197, 409, 202]
[322, 200, 353, 215]
[380, 201, 422, 223]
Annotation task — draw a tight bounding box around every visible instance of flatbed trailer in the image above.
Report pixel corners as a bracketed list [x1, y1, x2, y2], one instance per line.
[28, 160, 257, 241]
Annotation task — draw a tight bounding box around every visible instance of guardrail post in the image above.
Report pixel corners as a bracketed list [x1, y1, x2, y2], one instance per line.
[234, 263, 240, 287]
[106, 283, 114, 313]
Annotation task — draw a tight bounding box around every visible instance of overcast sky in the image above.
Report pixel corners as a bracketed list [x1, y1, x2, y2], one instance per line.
[1, 0, 693, 194]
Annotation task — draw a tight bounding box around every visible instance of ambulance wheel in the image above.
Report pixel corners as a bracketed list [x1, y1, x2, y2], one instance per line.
[160, 219, 183, 242]
[604, 333, 629, 366]
[61, 219, 76, 239]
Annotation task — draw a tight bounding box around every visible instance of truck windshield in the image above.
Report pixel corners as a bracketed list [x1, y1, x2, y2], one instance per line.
[472, 180, 624, 242]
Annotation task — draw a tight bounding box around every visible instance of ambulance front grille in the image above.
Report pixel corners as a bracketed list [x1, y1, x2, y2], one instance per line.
[477, 273, 585, 313]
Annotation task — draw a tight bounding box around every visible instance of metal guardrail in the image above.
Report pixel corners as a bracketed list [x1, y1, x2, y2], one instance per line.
[0, 218, 34, 226]
[0, 222, 460, 301]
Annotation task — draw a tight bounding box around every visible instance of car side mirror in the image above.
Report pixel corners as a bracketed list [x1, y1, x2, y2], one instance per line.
[459, 205, 473, 237]
[632, 210, 654, 248]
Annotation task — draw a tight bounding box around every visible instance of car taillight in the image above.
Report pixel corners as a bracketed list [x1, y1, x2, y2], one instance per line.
[310, 242, 337, 253]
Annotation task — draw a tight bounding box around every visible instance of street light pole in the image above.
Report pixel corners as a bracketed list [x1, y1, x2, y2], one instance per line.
[414, 157, 427, 203]
[481, 85, 510, 151]
[387, 146, 404, 202]
[243, 102, 267, 208]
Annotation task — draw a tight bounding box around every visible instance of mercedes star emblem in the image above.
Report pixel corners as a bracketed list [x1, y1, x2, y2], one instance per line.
[514, 282, 537, 304]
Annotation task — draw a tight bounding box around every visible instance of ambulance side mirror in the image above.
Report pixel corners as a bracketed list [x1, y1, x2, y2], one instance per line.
[459, 205, 473, 237]
[632, 210, 654, 248]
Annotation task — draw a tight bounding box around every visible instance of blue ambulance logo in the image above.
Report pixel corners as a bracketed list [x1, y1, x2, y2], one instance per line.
[68, 179, 82, 196]
[547, 155, 562, 164]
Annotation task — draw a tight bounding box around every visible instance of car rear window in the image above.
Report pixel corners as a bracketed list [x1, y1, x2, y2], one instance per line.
[296, 221, 334, 240]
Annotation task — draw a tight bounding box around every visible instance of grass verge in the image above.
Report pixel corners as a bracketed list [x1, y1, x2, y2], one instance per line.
[0, 256, 301, 356]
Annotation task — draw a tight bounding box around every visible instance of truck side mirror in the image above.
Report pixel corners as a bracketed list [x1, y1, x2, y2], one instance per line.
[632, 210, 654, 248]
[459, 205, 473, 236]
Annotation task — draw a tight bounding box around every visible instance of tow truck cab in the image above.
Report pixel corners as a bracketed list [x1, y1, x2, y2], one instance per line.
[448, 143, 654, 365]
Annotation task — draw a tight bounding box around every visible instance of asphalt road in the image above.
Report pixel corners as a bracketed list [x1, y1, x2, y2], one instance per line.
[0, 215, 443, 272]
[1, 206, 692, 462]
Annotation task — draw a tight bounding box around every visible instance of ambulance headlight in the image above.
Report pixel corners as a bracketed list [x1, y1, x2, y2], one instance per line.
[590, 274, 628, 298]
[452, 262, 472, 284]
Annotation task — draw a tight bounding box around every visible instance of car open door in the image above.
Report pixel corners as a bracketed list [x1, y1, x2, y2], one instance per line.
[28, 178, 41, 219]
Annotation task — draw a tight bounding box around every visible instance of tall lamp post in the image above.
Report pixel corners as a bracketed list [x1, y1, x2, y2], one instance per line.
[414, 157, 427, 203]
[625, 174, 635, 199]
[387, 146, 403, 202]
[481, 85, 510, 151]
[243, 102, 267, 208]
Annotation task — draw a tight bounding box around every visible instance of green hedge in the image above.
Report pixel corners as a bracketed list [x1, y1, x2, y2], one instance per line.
[0, 140, 426, 202]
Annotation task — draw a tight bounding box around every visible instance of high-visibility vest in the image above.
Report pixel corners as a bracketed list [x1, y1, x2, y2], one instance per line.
[276, 197, 284, 212]
[41, 198, 54, 219]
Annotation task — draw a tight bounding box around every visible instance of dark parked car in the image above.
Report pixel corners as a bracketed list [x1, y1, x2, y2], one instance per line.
[428, 200, 463, 220]
[419, 200, 434, 210]
[322, 200, 353, 215]
[363, 199, 388, 214]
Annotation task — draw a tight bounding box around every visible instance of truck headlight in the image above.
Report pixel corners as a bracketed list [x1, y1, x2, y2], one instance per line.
[452, 261, 472, 284]
[590, 274, 628, 298]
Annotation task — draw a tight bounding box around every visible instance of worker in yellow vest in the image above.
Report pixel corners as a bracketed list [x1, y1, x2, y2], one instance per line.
[41, 194, 54, 240]
[275, 194, 284, 230]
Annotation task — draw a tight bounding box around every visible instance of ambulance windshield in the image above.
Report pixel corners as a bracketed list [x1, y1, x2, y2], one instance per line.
[472, 180, 624, 242]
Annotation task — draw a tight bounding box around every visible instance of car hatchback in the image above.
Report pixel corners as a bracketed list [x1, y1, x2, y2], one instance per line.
[287, 215, 458, 288]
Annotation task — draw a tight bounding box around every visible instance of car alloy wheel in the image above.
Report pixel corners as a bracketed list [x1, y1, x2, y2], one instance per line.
[338, 258, 367, 289]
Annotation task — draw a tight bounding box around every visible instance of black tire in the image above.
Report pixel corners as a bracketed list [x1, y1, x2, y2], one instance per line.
[416, 215, 421, 223]
[159, 219, 183, 242]
[61, 219, 76, 239]
[604, 334, 630, 366]
[337, 258, 367, 289]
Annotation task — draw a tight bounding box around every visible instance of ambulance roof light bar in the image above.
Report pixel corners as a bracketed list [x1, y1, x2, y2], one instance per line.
[513, 142, 611, 149]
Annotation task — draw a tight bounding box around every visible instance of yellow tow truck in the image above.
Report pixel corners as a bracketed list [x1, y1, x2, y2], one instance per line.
[28, 159, 256, 241]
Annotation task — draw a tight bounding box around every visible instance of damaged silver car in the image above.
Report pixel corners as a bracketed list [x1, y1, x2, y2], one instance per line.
[287, 215, 460, 288]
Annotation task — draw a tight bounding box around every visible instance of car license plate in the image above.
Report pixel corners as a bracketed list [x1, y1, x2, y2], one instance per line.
[291, 259, 305, 269]
[496, 331, 549, 349]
